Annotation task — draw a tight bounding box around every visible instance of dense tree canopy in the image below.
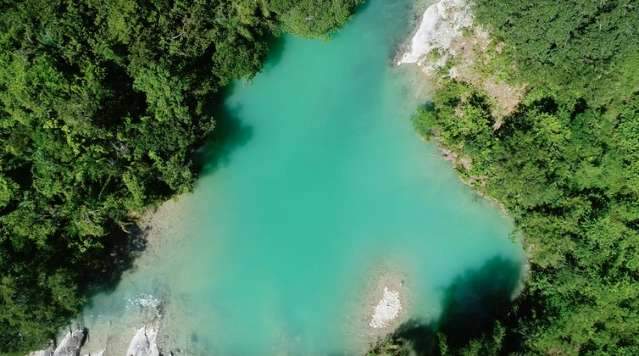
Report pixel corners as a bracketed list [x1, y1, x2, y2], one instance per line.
[393, 0, 639, 354]
[474, 0, 639, 109]
[0, 0, 361, 352]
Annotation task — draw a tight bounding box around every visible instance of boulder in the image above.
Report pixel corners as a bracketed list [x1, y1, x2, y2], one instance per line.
[126, 325, 159, 356]
[81, 351, 104, 356]
[28, 346, 54, 356]
[53, 328, 87, 356]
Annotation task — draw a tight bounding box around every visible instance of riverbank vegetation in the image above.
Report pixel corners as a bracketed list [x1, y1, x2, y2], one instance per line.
[0, 0, 361, 352]
[385, 0, 639, 354]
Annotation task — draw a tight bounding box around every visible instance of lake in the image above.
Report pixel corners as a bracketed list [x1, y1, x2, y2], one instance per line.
[80, 1, 523, 354]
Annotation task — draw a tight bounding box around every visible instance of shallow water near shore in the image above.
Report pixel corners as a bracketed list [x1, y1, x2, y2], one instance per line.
[79, 1, 523, 354]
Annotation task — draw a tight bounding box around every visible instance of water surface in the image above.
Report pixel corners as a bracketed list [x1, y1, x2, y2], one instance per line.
[81, 1, 523, 354]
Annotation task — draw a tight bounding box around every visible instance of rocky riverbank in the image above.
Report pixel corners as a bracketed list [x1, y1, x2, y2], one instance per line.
[397, 0, 472, 69]
[27, 322, 161, 356]
[27, 294, 164, 356]
[398, 0, 524, 119]
[397, 0, 527, 217]
[27, 328, 90, 356]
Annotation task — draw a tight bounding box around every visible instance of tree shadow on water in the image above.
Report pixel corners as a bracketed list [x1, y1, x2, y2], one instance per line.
[80, 221, 147, 290]
[262, 34, 287, 71]
[378, 256, 524, 355]
[194, 95, 254, 178]
[192, 36, 283, 180]
[82, 94, 253, 304]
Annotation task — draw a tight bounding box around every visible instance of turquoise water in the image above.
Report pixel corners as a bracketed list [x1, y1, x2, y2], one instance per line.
[81, 1, 523, 355]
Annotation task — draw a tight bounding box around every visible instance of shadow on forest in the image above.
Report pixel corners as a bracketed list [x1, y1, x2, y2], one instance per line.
[379, 256, 524, 355]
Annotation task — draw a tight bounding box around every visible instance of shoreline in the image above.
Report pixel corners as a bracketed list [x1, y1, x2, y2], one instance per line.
[66, 195, 192, 356]
[398, 0, 530, 298]
[398, 0, 520, 233]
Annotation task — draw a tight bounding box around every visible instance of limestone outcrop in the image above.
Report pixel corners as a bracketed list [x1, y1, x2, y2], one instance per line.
[397, 0, 472, 70]
[43, 328, 87, 356]
[125, 325, 160, 356]
[27, 346, 54, 356]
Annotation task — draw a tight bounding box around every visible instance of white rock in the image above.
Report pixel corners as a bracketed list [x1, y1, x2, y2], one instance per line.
[82, 351, 104, 356]
[53, 329, 87, 356]
[28, 348, 53, 356]
[398, 0, 473, 69]
[126, 325, 159, 356]
[369, 287, 403, 329]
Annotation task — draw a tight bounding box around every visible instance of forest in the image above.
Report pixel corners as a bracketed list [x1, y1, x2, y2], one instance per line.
[0, 0, 361, 352]
[379, 0, 639, 354]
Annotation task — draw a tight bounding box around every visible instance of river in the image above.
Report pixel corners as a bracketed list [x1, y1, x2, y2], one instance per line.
[79, 1, 523, 355]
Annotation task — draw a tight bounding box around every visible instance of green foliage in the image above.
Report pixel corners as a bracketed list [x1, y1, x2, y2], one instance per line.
[266, 0, 363, 37]
[0, 0, 360, 352]
[473, 0, 639, 109]
[0, 175, 15, 208]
